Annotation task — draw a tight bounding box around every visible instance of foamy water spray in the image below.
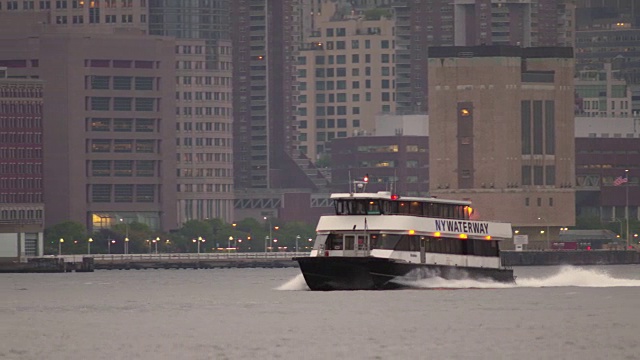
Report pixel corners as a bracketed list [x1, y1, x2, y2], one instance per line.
[399, 266, 640, 289]
[276, 274, 310, 291]
[277, 267, 640, 290]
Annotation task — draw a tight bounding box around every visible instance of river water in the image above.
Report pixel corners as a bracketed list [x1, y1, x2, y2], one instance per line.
[2, 265, 640, 360]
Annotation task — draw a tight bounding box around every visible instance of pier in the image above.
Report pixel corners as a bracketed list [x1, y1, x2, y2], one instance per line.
[1, 252, 307, 272]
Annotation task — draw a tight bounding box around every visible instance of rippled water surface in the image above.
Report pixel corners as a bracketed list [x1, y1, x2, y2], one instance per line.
[2, 265, 640, 360]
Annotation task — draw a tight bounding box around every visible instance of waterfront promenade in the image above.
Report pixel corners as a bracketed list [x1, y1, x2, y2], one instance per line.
[4, 249, 640, 273]
[33, 252, 306, 271]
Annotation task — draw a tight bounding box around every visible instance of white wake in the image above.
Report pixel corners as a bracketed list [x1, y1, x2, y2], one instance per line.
[277, 266, 640, 290]
[276, 274, 309, 291]
[400, 266, 640, 289]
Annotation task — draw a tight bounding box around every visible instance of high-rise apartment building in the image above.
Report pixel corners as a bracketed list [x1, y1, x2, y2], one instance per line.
[428, 45, 575, 249]
[231, 0, 305, 190]
[394, 0, 454, 114]
[0, 68, 45, 258]
[393, 0, 573, 115]
[0, 0, 149, 32]
[173, 39, 234, 223]
[453, 0, 574, 47]
[0, 31, 177, 232]
[296, 0, 396, 161]
[148, 1, 234, 224]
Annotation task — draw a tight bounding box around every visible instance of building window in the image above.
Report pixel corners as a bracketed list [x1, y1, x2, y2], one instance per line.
[91, 160, 111, 176]
[533, 165, 543, 185]
[522, 165, 531, 185]
[521, 100, 531, 154]
[545, 165, 555, 186]
[92, 184, 111, 202]
[533, 100, 543, 154]
[544, 100, 555, 155]
[136, 185, 155, 202]
[114, 184, 134, 202]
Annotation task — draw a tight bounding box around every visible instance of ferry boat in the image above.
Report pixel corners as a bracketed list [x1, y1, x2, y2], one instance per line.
[294, 181, 515, 290]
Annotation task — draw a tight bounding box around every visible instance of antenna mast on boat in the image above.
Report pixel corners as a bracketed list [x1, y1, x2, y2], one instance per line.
[351, 173, 369, 193]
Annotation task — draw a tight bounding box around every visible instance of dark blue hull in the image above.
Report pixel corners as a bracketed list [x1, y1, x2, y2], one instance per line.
[294, 256, 515, 291]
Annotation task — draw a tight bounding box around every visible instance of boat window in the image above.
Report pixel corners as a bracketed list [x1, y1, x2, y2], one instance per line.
[313, 234, 328, 250]
[326, 234, 343, 250]
[409, 202, 422, 216]
[377, 233, 401, 250]
[357, 235, 368, 250]
[335, 200, 349, 215]
[423, 202, 436, 217]
[370, 234, 380, 249]
[422, 237, 498, 257]
[398, 202, 410, 215]
[367, 200, 381, 215]
[395, 235, 420, 251]
[344, 235, 355, 250]
[385, 200, 398, 214]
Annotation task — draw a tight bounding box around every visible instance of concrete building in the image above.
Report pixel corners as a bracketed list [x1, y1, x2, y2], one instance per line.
[453, 0, 574, 47]
[173, 39, 234, 224]
[393, 0, 573, 115]
[0, 30, 177, 232]
[393, 0, 454, 115]
[297, 0, 396, 161]
[331, 135, 429, 196]
[231, 0, 303, 191]
[575, 116, 640, 138]
[428, 45, 576, 249]
[0, 68, 45, 259]
[575, 63, 633, 118]
[574, 1, 640, 88]
[0, 0, 149, 32]
[575, 136, 639, 223]
[148, 1, 234, 224]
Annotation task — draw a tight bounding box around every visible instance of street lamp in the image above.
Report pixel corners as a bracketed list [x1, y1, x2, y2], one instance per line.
[273, 238, 278, 252]
[153, 237, 159, 254]
[263, 217, 273, 252]
[264, 235, 270, 253]
[88, 238, 93, 255]
[625, 169, 630, 248]
[537, 217, 550, 249]
[59, 238, 64, 256]
[124, 237, 129, 255]
[119, 218, 129, 241]
[296, 235, 300, 253]
[193, 236, 205, 254]
[237, 239, 242, 252]
[228, 236, 233, 254]
[308, 238, 313, 250]
[108, 239, 115, 254]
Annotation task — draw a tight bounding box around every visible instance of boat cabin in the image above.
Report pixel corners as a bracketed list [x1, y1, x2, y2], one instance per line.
[332, 194, 473, 220]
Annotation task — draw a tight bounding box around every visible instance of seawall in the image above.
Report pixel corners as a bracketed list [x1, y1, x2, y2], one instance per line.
[501, 250, 640, 266]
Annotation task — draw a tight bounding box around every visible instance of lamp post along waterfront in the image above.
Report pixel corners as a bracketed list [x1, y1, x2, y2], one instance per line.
[88, 238, 93, 254]
[264, 236, 269, 253]
[263, 217, 273, 252]
[228, 236, 233, 254]
[296, 235, 300, 253]
[124, 237, 129, 255]
[59, 238, 64, 256]
[625, 169, 630, 248]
